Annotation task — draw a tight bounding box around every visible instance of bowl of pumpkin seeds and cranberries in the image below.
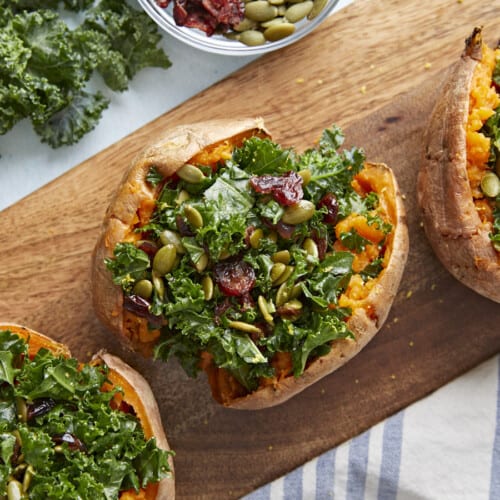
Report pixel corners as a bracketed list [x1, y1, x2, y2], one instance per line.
[138, 0, 340, 54]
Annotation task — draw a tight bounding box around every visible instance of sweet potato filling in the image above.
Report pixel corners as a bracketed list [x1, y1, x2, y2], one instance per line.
[466, 43, 500, 219]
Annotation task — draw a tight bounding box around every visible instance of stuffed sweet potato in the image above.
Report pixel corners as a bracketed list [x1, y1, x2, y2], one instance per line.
[92, 118, 408, 409]
[418, 27, 500, 302]
[0, 324, 175, 499]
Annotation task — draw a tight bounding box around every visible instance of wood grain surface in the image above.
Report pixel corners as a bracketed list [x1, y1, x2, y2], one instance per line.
[1, 0, 500, 498]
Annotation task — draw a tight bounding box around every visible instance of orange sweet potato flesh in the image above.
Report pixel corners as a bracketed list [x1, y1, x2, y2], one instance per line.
[417, 27, 500, 303]
[0, 323, 174, 499]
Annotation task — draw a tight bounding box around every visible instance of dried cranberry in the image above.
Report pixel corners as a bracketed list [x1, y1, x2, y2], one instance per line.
[176, 214, 195, 236]
[123, 295, 164, 328]
[250, 171, 303, 206]
[214, 259, 256, 296]
[318, 193, 339, 224]
[137, 240, 158, 259]
[52, 433, 87, 452]
[27, 398, 56, 421]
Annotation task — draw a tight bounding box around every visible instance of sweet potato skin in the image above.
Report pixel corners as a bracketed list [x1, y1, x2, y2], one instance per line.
[417, 28, 500, 303]
[0, 323, 175, 499]
[92, 119, 408, 409]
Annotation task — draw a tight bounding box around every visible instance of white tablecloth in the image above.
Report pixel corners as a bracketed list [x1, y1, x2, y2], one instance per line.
[1, 2, 498, 498]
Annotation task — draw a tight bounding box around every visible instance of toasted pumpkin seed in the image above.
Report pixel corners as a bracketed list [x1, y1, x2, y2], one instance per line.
[234, 17, 258, 31]
[184, 204, 204, 229]
[133, 279, 153, 300]
[7, 480, 22, 500]
[285, 1, 313, 22]
[308, 0, 327, 18]
[249, 228, 264, 248]
[153, 244, 177, 275]
[175, 189, 190, 205]
[258, 295, 275, 324]
[289, 282, 303, 299]
[159, 229, 185, 254]
[245, 1, 278, 21]
[272, 249, 291, 264]
[481, 172, 500, 198]
[228, 320, 263, 335]
[264, 22, 295, 41]
[273, 265, 294, 286]
[303, 237, 319, 259]
[282, 298, 303, 310]
[271, 262, 287, 282]
[152, 271, 165, 299]
[298, 169, 311, 185]
[240, 29, 267, 46]
[195, 252, 208, 272]
[260, 16, 285, 29]
[177, 163, 206, 183]
[202, 275, 214, 300]
[22, 465, 34, 493]
[16, 397, 27, 423]
[276, 282, 290, 307]
[281, 200, 315, 225]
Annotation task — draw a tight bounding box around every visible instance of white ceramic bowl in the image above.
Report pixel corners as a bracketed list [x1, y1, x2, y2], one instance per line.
[138, 0, 339, 55]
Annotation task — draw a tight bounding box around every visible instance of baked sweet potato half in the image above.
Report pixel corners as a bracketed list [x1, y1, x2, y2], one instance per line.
[418, 27, 500, 302]
[92, 118, 408, 409]
[0, 323, 174, 499]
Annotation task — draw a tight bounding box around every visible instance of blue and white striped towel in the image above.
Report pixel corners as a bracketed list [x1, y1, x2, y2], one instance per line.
[243, 354, 500, 499]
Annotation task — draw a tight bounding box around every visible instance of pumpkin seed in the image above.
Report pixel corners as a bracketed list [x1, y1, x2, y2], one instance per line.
[177, 163, 206, 183]
[7, 480, 22, 500]
[285, 1, 313, 22]
[272, 249, 291, 264]
[16, 397, 27, 423]
[159, 229, 185, 254]
[264, 22, 295, 41]
[481, 172, 500, 198]
[175, 189, 190, 205]
[240, 29, 267, 46]
[271, 262, 287, 282]
[152, 271, 165, 299]
[303, 237, 319, 259]
[276, 282, 290, 307]
[234, 17, 258, 31]
[202, 275, 214, 300]
[195, 252, 208, 272]
[22, 465, 34, 493]
[249, 228, 264, 248]
[282, 298, 303, 311]
[184, 204, 204, 229]
[133, 279, 153, 300]
[273, 265, 294, 286]
[298, 168, 311, 185]
[153, 244, 177, 275]
[268, 0, 285, 5]
[308, 0, 327, 19]
[228, 320, 263, 335]
[258, 295, 275, 324]
[281, 200, 315, 225]
[245, 1, 278, 21]
[261, 16, 285, 29]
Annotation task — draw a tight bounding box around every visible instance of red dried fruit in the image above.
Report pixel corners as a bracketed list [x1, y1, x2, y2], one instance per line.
[318, 192, 339, 224]
[250, 171, 303, 206]
[214, 259, 256, 296]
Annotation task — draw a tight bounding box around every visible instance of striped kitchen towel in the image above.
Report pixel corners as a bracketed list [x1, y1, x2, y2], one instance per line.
[243, 354, 500, 500]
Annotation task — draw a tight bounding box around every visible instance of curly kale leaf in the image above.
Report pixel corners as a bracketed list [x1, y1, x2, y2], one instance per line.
[0, 1, 171, 147]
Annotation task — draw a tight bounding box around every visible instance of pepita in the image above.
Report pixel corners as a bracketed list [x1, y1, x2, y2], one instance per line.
[202, 275, 214, 300]
[159, 229, 185, 254]
[271, 262, 287, 282]
[240, 29, 267, 46]
[228, 320, 263, 335]
[175, 189, 190, 205]
[272, 249, 291, 264]
[264, 22, 295, 41]
[7, 480, 22, 500]
[153, 244, 177, 275]
[298, 169, 312, 185]
[152, 271, 165, 299]
[285, 0, 313, 22]
[303, 237, 319, 259]
[249, 228, 264, 248]
[481, 172, 500, 198]
[177, 163, 206, 183]
[133, 279, 153, 300]
[308, 0, 328, 19]
[234, 17, 258, 31]
[258, 295, 274, 324]
[184, 204, 204, 229]
[195, 252, 209, 273]
[281, 200, 315, 225]
[273, 265, 294, 286]
[245, 1, 278, 22]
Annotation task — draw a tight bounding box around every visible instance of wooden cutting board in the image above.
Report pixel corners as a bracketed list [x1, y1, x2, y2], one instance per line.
[1, 0, 500, 498]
